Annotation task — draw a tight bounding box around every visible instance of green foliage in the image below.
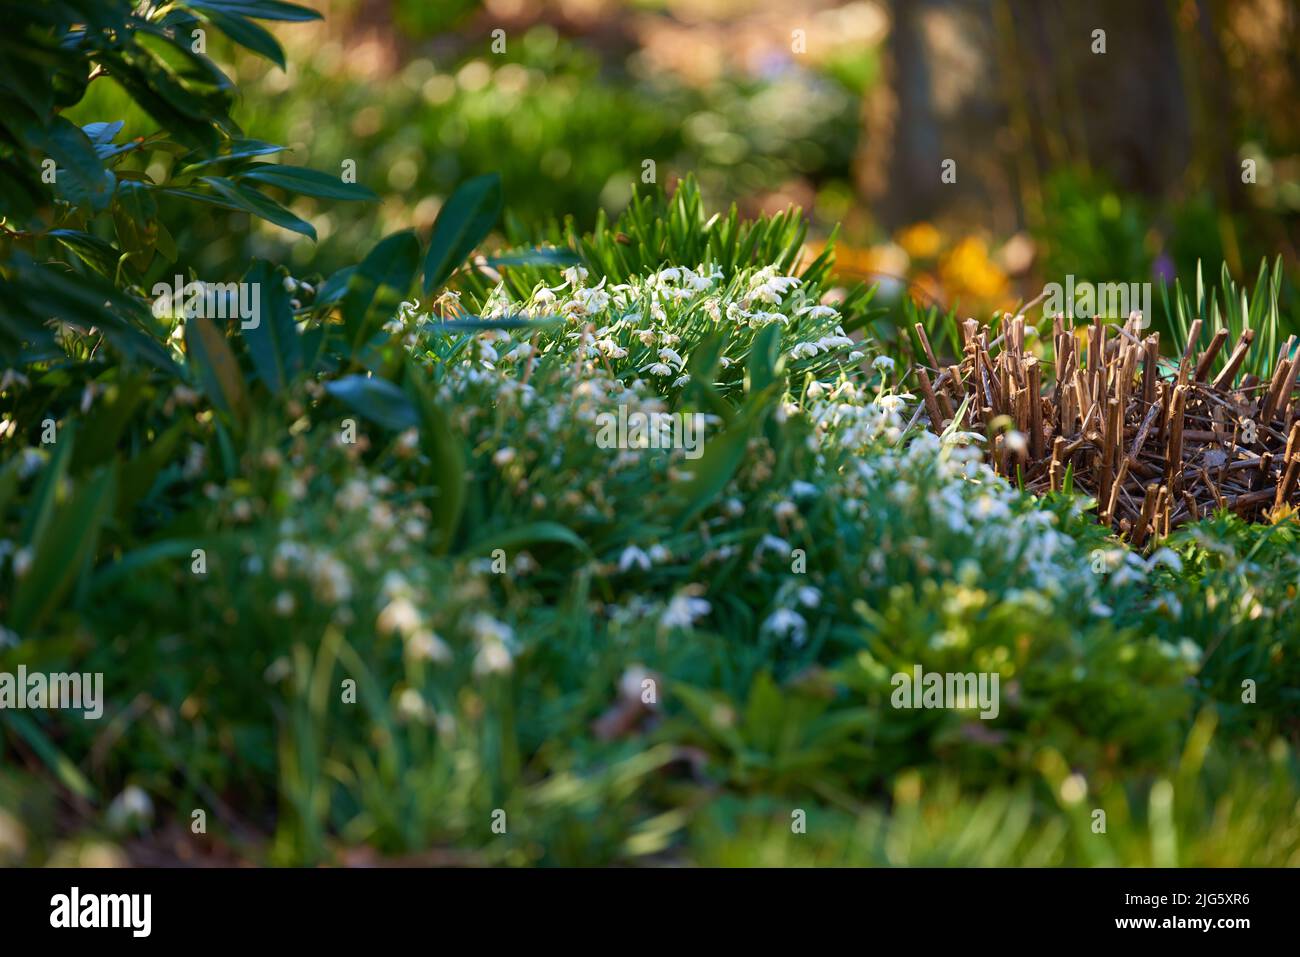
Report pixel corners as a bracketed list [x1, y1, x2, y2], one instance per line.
[1162, 257, 1296, 381]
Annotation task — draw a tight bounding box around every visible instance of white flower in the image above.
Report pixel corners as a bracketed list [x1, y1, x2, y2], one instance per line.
[660, 589, 711, 630]
[618, 545, 652, 572]
[563, 265, 589, 286]
[407, 629, 453, 664]
[492, 447, 517, 467]
[872, 355, 895, 373]
[1145, 548, 1184, 574]
[658, 347, 684, 368]
[377, 596, 422, 637]
[273, 591, 296, 617]
[106, 786, 153, 832]
[790, 342, 820, 360]
[12, 547, 32, 579]
[642, 362, 674, 377]
[798, 304, 839, 319]
[789, 482, 816, 501]
[473, 640, 514, 677]
[797, 586, 821, 608]
[397, 688, 432, 722]
[761, 608, 808, 645]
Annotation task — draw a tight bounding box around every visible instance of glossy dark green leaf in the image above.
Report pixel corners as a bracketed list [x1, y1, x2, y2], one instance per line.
[200, 175, 316, 239]
[325, 374, 419, 431]
[198, 7, 286, 67]
[341, 230, 420, 355]
[423, 173, 502, 294]
[241, 259, 303, 393]
[237, 164, 378, 200]
[188, 0, 323, 22]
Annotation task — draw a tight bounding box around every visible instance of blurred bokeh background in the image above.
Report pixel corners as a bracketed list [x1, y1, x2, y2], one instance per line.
[72, 0, 1300, 316]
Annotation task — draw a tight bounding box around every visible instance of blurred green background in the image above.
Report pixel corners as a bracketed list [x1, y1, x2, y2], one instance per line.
[66, 0, 1300, 320]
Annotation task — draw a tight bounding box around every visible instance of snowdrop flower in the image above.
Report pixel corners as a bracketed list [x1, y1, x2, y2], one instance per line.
[492, 447, 517, 467]
[107, 786, 154, 832]
[798, 304, 839, 319]
[790, 342, 820, 360]
[796, 586, 821, 608]
[1004, 430, 1028, 454]
[397, 688, 433, 723]
[757, 534, 791, 557]
[642, 362, 674, 377]
[618, 545, 652, 572]
[872, 355, 895, 373]
[659, 346, 684, 368]
[407, 629, 453, 664]
[562, 265, 589, 286]
[817, 333, 854, 350]
[377, 596, 422, 637]
[791, 480, 819, 499]
[774, 500, 798, 521]
[1146, 548, 1184, 574]
[660, 589, 711, 630]
[595, 338, 627, 359]
[761, 608, 807, 646]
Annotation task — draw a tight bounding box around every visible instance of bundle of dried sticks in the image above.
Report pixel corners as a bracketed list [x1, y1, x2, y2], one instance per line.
[913, 314, 1300, 544]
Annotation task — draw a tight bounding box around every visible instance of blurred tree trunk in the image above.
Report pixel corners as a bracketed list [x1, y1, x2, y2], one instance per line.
[861, 0, 1194, 234]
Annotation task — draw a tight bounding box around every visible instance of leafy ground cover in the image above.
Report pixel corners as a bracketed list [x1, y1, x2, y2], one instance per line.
[1, 1, 1297, 868]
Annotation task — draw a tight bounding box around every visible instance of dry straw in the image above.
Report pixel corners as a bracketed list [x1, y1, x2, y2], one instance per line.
[914, 314, 1300, 544]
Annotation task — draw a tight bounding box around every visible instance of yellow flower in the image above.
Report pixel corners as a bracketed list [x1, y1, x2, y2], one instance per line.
[896, 222, 942, 260]
[939, 236, 1009, 303]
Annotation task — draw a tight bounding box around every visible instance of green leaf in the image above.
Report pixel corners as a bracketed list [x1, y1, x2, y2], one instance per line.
[485, 248, 580, 268]
[180, 138, 287, 173]
[117, 421, 187, 519]
[187, 0, 323, 22]
[43, 116, 115, 211]
[21, 423, 75, 550]
[50, 229, 121, 278]
[198, 7, 286, 68]
[200, 175, 316, 239]
[71, 374, 147, 473]
[186, 314, 249, 421]
[423, 173, 502, 294]
[669, 404, 766, 530]
[241, 259, 303, 393]
[89, 537, 216, 594]
[237, 163, 378, 200]
[408, 366, 466, 553]
[746, 323, 784, 397]
[10, 465, 118, 633]
[341, 230, 420, 356]
[325, 374, 419, 431]
[467, 521, 591, 557]
[3, 713, 95, 802]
